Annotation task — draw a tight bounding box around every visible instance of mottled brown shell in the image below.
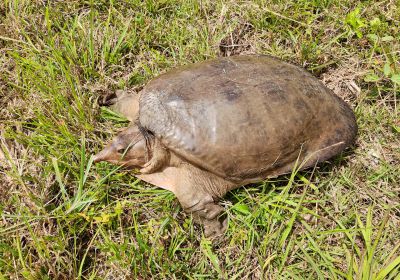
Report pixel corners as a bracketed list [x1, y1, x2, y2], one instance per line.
[139, 55, 356, 181]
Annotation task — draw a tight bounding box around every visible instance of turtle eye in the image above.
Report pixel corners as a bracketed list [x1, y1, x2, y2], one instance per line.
[117, 148, 125, 154]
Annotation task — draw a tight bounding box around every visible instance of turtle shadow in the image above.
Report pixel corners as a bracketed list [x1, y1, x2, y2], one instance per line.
[224, 145, 357, 203]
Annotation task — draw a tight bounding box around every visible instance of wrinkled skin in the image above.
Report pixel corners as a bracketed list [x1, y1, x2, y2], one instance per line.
[94, 55, 357, 238]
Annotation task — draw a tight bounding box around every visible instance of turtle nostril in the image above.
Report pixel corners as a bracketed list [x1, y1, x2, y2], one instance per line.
[93, 151, 106, 163]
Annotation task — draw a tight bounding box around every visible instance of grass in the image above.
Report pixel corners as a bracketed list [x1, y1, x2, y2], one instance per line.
[0, 0, 399, 279]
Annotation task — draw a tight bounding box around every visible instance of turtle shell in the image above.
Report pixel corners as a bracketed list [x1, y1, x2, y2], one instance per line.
[139, 55, 356, 181]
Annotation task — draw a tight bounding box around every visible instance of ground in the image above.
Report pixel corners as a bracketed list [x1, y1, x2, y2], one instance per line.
[0, 0, 399, 279]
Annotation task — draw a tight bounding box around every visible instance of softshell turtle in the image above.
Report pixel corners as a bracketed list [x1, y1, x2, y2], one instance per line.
[94, 55, 357, 237]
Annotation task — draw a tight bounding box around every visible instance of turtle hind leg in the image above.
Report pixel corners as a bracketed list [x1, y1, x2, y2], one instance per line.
[98, 89, 126, 106]
[98, 92, 117, 106]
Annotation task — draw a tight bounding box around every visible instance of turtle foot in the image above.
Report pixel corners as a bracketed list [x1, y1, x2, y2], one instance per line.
[204, 216, 228, 238]
[140, 139, 169, 174]
[184, 197, 228, 238]
[98, 90, 128, 106]
[140, 157, 164, 174]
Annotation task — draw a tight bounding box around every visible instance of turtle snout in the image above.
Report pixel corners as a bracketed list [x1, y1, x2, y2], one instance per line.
[93, 152, 104, 163]
[93, 153, 102, 163]
[93, 146, 114, 163]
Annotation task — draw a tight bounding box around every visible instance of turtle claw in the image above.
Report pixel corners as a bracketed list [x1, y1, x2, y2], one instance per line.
[204, 217, 228, 238]
[98, 89, 127, 106]
[98, 92, 117, 106]
[140, 139, 169, 174]
[140, 158, 162, 174]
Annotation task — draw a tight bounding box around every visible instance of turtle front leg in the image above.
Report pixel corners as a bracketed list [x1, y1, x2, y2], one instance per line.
[140, 138, 169, 174]
[175, 187, 227, 237]
[183, 195, 228, 237]
[173, 164, 235, 238]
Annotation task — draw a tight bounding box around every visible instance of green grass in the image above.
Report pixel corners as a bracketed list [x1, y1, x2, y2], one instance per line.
[0, 0, 399, 279]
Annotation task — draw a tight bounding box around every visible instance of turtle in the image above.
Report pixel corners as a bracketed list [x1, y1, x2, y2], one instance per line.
[93, 55, 357, 237]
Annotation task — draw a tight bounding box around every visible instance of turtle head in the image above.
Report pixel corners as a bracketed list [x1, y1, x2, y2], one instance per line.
[93, 124, 149, 169]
